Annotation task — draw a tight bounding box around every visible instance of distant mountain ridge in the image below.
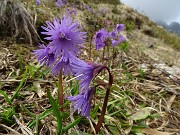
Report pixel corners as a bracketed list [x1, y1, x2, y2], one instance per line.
[157, 21, 180, 36]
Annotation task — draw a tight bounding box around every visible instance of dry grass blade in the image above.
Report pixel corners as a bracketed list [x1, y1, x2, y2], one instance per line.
[13, 115, 33, 135]
[69, 105, 81, 135]
[0, 124, 21, 135]
[140, 128, 175, 135]
[167, 95, 176, 111]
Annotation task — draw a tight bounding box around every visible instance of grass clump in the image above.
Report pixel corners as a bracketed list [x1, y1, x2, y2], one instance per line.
[0, 0, 39, 44]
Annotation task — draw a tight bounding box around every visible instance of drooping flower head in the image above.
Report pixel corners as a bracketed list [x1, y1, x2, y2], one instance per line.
[93, 28, 109, 50]
[109, 24, 126, 47]
[33, 44, 55, 67]
[41, 15, 86, 57]
[36, 0, 41, 5]
[70, 58, 104, 97]
[87, 5, 91, 12]
[67, 87, 96, 118]
[50, 52, 76, 76]
[33, 15, 86, 76]
[116, 24, 125, 32]
[110, 30, 116, 38]
[56, 0, 64, 8]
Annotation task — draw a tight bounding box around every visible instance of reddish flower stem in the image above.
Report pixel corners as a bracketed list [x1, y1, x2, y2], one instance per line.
[58, 70, 63, 111]
[95, 87, 110, 133]
[95, 67, 113, 133]
[102, 47, 105, 65]
[112, 47, 115, 68]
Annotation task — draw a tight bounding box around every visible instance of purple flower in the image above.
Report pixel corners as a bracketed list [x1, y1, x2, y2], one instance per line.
[112, 40, 119, 47]
[101, 9, 106, 14]
[56, 0, 63, 8]
[93, 28, 109, 50]
[116, 24, 124, 32]
[119, 35, 126, 43]
[110, 30, 116, 38]
[33, 44, 55, 67]
[36, 0, 41, 5]
[70, 58, 103, 96]
[87, 5, 91, 12]
[50, 52, 75, 76]
[67, 87, 96, 118]
[41, 15, 86, 57]
[33, 15, 86, 76]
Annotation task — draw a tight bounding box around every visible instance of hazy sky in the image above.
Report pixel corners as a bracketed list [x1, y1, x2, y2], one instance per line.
[120, 0, 180, 24]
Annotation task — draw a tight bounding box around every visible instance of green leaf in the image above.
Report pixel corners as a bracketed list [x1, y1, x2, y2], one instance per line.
[91, 104, 100, 118]
[10, 67, 28, 102]
[119, 41, 128, 51]
[131, 108, 150, 121]
[28, 108, 53, 128]
[0, 90, 11, 104]
[107, 126, 120, 135]
[47, 89, 62, 134]
[62, 117, 82, 133]
[20, 103, 36, 118]
[109, 110, 122, 117]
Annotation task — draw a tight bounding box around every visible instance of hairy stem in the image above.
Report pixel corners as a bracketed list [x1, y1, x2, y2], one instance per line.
[58, 70, 63, 111]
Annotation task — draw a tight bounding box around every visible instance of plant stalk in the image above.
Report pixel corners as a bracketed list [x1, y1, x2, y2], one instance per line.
[112, 47, 115, 68]
[107, 42, 110, 67]
[95, 87, 111, 133]
[95, 67, 113, 133]
[58, 70, 63, 111]
[102, 47, 105, 65]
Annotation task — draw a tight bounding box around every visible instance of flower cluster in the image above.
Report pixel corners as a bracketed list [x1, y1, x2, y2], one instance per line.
[93, 28, 109, 50]
[94, 24, 126, 50]
[33, 14, 103, 117]
[33, 11, 123, 118]
[33, 15, 86, 76]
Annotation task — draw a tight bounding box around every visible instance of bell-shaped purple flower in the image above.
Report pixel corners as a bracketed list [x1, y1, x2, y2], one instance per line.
[93, 28, 109, 50]
[119, 35, 126, 43]
[109, 25, 126, 47]
[56, 0, 63, 8]
[87, 5, 91, 12]
[36, 0, 41, 5]
[67, 87, 96, 118]
[70, 58, 103, 96]
[41, 15, 86, 57]
[110, 30, 116, 38]
[50, 52, 75, 76]
[112, 40, 119, 47]
[33, 44, 55, 67]
[116, 24, 124, 32]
